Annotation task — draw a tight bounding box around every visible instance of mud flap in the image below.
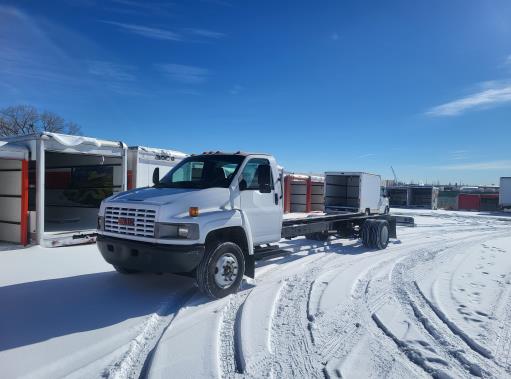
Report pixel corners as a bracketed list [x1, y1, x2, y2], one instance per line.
[388, 217, 397, 239]
[245, 253, 255, 279]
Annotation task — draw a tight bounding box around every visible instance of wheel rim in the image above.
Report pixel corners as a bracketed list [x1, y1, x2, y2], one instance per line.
[380, 226, 389, 245]
[214, 252, 239, 289]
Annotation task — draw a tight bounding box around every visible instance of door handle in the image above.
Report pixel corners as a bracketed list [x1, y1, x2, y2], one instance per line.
[274, 193, 278, 205]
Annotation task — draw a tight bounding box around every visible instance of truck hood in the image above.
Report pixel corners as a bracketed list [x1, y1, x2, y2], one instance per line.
[105, 187, 234, 219]
[108, 187, 200, 206]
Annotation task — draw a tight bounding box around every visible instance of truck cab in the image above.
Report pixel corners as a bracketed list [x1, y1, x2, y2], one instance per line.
[97, 152, 283, 298]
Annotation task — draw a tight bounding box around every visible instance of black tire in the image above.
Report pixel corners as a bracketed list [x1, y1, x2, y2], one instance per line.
[361, 220, 373, 248]
[113, 265, 139, 274]
[196, 241, 245, 299]
[371, 220, 389, 250]
[369, 221, 380, 248]
[361, 220, 389, 250]
[374, 220, 390, 250]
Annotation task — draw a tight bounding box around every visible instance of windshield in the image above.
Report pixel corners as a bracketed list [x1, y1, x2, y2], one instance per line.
[156, 155, 245, 189]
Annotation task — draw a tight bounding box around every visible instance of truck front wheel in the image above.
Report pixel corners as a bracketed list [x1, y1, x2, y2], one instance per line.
[196, 241, 245, 299]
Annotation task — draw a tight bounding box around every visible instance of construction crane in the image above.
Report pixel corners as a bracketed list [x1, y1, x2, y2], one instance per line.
[391, 166, 398, 185]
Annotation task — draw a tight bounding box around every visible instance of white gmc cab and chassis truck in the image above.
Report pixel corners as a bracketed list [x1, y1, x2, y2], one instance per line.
[97, 152, 406, 299]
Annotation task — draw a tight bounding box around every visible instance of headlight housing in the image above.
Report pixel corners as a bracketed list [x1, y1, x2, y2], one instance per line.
[97, 216, 104, 231]
[155, 223, 199, 240]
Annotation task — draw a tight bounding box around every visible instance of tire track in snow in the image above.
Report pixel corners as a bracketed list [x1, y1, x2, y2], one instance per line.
[495, 276, 511, 372]
[217, 289, 252, 378]
[270, 272, 324, 378]
[389, 229, 511, 378]
[270, 230, 446, 377]
[218, 246, 335, 378]
[103, 287, 197, 379]
[308, 233, 461, 371]
[327, 221, 506, 378]
[390, 246, 484, 377]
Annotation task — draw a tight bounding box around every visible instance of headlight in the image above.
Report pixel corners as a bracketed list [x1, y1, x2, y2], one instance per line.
[177, 225, 189, 238]
[97, 216, 104, 231]
[155, 223, 199, 239]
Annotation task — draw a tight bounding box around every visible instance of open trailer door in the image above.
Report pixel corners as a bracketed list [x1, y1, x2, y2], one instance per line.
[0, 143, 29, 245]
[39, 133, 127, 247]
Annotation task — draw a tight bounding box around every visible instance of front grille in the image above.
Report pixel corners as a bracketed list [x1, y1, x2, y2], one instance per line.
[104, 207, 156, 237]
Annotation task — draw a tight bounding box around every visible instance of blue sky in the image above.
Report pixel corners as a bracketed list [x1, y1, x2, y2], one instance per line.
[1, 0, 510, 185]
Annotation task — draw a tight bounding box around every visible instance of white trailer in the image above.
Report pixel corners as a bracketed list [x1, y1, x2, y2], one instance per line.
[324, 172, 388, 214]
[500, 177, 511, 210]
[0, 133, 127, 247]
[127, 146, 188, 189]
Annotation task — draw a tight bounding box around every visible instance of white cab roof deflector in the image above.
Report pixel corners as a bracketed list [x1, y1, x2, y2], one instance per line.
[129, 145, 188, 159]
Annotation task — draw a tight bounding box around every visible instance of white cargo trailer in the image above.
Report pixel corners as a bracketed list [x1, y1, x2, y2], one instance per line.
[127, 146, 188, 189]
[500, 177, 511, 210]
[324, 172, 388, 214]
[0, 133, 127, 247]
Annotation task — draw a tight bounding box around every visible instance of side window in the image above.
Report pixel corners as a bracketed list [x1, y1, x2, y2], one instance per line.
[241, 158, 274, 190]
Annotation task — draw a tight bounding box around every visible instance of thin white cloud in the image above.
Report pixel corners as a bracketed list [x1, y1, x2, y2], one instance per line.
[102, 20, 183, 41]
[102, 21, 225, 42]
[427, 84, 511, 116]
[0, 6, 84, 85]
[184, 28, 225, 39]
[358, 153, 375, 159]
[229, 84, 243, 95]
[0, 7, 144, 97]
[449, 149, 469, 160]
[110, 0, 170, 11]
[87, 60, 136, 81]
[434, 160, 511, 170]
[156, 63, 209, 84]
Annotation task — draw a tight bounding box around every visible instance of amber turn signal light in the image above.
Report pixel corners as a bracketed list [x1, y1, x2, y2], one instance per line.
[189, 207, 199, 217]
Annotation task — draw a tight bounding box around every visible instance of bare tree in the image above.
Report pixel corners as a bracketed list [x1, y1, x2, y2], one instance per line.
[39, 111, 65, 133]
[0, 105, 38, 136]
[0, 105, 82, 137]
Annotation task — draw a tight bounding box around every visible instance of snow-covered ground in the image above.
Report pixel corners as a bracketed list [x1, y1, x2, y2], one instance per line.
[1, 209, 511, 378]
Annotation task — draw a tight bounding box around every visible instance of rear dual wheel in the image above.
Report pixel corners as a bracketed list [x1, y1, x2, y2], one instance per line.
[361, 220, 389, 250]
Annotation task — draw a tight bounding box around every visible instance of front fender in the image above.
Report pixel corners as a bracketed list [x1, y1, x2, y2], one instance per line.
[200, 209, 254, 255]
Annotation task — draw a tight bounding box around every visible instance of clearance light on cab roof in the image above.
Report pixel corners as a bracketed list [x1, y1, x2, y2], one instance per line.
[189, 207, 199, 217]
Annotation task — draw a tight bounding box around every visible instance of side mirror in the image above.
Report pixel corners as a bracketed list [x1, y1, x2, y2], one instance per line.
[239, 179, 247, 191]
[259, 183, 271, 193]
[258, 165, 272, 193]
[152, 167, 160, 185]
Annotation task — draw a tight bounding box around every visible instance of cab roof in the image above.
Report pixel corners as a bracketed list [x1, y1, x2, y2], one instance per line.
[195, 151, 272, 157]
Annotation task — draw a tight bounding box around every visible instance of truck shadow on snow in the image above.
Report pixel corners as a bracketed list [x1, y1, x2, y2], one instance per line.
[0, 238, 403, 352]
[0, 271, 195, 351]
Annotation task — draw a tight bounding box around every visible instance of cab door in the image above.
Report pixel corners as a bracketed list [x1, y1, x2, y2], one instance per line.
[239, 158, 282, 244]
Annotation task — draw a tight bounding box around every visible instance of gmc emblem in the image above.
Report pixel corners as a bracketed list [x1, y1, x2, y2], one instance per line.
[118, 217, 135, 226]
